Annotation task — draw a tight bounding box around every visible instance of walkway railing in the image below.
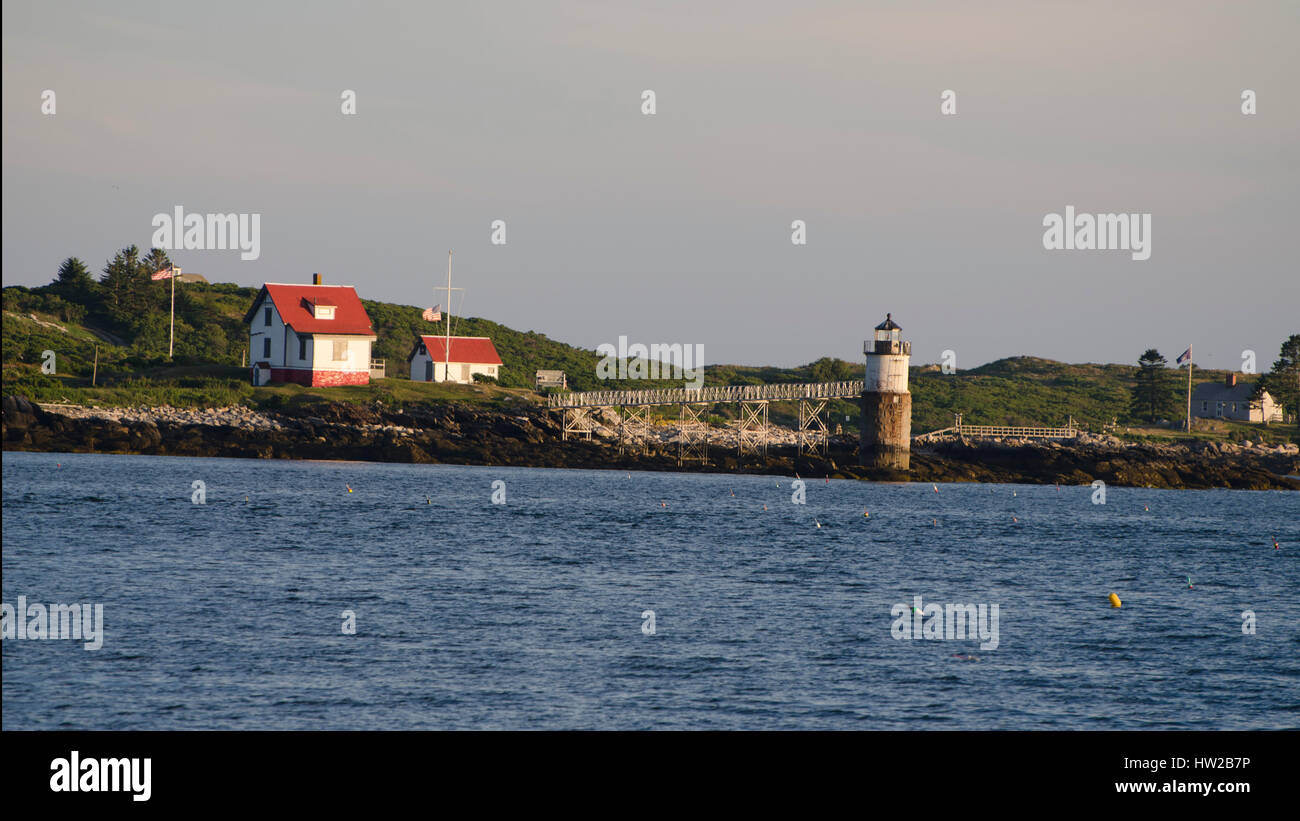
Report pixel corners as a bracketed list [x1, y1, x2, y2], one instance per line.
[952, 415, 1077, 439]
[547, 380, 865, 409]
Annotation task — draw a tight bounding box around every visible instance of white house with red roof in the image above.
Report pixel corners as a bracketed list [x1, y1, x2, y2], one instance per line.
[409, 335, 502, 384]
[244, 274, 378, 386]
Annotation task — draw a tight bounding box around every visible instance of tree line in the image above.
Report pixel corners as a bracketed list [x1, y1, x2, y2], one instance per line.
[8, 248, 244, 366]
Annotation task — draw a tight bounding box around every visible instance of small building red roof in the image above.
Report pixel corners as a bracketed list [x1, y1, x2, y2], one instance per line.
[244, 283, 375, 336]
[412, 335, 502, 365]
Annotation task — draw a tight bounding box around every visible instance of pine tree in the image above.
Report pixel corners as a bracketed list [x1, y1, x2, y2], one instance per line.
[1261, 335, 1300, 423]
[1128, 349, 1178, 424]
[53, 257, 96, 298]
[100, 246, 140, 311]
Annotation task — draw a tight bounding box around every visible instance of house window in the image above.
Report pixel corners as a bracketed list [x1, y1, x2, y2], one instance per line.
[333, 340, 348, 361]
[299, 337, 309, 361]
[1201, 402, 1207, 412]
[262, 338, 271, 358]
[264, 306, 272, 326]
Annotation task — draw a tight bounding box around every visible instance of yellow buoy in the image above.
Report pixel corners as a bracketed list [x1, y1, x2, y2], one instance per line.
[1109, 592, 1122, 608]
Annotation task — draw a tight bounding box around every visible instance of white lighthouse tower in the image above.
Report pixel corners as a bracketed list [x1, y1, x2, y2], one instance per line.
[860, 313, 912, 470]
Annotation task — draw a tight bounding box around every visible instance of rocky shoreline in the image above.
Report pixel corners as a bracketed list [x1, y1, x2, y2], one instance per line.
[3, 395, 1297, 490]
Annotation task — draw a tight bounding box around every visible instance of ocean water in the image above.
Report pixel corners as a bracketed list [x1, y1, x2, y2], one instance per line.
[2, 451, 1297, 730]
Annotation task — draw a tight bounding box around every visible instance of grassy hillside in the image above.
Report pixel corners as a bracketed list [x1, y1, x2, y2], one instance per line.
[4, 276, 1295, 444]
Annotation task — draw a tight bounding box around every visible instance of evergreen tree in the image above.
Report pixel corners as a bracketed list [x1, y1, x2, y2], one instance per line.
[142, 248, 172, 280]
[52, 257, 96, 299]
[1128, 348, 1178, 423]
[1260, 334, 1300, 423]
[100, 245, 141, 311]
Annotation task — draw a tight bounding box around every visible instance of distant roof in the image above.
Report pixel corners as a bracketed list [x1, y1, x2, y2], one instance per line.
[1191, 382, 1260, 403]
[412, 335, 502, 365]
[875, 313, 901, 331]
[243, 283, 375, 336]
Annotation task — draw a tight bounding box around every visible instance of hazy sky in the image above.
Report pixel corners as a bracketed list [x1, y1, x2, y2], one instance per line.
[4, 1, 1297, 371]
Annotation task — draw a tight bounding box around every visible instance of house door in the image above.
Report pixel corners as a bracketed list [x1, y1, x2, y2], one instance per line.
[425, 360, 433, 382]
[460, 364, 470, 382]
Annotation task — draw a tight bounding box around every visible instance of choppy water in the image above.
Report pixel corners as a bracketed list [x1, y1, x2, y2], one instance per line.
[2, 451, 1297, 729]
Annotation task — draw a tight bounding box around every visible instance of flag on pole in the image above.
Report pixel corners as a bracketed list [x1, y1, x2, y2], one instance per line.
[1176, 345, 1192, 365]
[151, 266, 176, 280]
[422, 305, 441, 322]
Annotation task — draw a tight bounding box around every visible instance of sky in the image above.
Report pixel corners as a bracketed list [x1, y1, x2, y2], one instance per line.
[3, 0, 1297, 372]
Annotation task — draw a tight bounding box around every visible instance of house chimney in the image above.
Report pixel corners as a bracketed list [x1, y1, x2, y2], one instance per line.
[1226, 373, 1236, 388]
[312, 273, 323, 285]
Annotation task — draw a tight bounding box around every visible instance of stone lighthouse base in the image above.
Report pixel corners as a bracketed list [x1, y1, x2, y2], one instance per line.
[860, 391, 912, 470]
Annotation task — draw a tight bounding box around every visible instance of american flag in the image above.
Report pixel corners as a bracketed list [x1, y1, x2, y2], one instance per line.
[422, 305, 441, 322]
[151, 266, 176, 280]
[1176, 345, 1192, 365]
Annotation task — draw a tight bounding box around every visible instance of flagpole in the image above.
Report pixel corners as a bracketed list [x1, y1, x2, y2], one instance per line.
[1186, 345, 1192, 432]
[169, 266, 176, 358]
[445, 250, 452, 383]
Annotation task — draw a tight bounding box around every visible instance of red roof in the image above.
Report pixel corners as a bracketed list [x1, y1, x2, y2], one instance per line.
[413, 335, 502, 365]
[245, 284, 375, 336]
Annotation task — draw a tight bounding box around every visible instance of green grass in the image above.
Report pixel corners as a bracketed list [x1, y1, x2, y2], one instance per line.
[1118, 420, 1298, 446]
[3, 361, 536, 411]
[252, 375, 536, 412]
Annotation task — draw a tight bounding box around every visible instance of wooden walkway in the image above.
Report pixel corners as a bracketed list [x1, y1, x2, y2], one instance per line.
[949, 413, 1077, 439]
[546, 380, 864, 409]
[955, 424, 1077, 438]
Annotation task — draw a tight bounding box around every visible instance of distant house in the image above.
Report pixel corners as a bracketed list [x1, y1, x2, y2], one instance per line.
[243, 274, 378, 387]
[176, 272, 208, 284]
[535, 370, 567, 390]
[409, 335, 502, 384]
[1191, 374, 1283, 422]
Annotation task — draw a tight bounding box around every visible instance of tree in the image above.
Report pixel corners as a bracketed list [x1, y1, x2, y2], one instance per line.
[142, 248, 171, 273]
[52, 257, 96, 300]
[100, 245, 142, 312]
[1260, 334, 1300, 422]
[810, 357, 856, 383]
[1128, 348, 1178, 424]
